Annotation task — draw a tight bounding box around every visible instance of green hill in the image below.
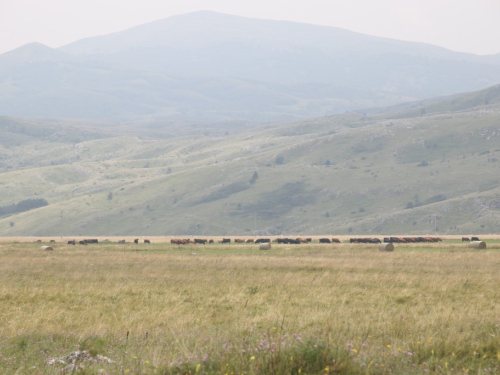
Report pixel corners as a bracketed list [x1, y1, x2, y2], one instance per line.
[1, 85, 500, 236]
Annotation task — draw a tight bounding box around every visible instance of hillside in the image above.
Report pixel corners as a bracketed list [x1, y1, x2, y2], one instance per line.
[1, 11, 500, 122]
[1, 85, 500, 236]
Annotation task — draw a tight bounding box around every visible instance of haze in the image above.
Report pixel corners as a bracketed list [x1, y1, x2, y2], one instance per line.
[1, 0, 500, 56]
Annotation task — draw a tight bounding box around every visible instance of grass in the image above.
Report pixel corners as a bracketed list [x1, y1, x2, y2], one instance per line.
[1, 240, 500, 374]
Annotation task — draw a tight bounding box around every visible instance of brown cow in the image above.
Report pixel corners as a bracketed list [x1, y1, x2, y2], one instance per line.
[246, 239, 254, 243]
[235, 239, 245, 243]
[331, 238, 341, 243]
[144, 239, 150, 244]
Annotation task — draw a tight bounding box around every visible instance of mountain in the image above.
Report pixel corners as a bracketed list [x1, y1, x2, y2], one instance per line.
[1, 84, 500, 236]
[1, 11, 500, 122]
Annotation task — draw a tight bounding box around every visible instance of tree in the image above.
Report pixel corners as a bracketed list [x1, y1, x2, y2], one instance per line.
[249, 171, 259, 185]
[275, 155, 285, 164]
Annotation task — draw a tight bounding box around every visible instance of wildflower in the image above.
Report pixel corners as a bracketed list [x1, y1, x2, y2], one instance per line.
[325, 365, 329, 372]
[445, 362, 448, 368]
[353, 349, 358, 354]
[145, 360, 149, 364]
[427, 339, 431, 344]
[125, 370, 130, 374]
[386, 345, 391, 348]
[273, 327, 277, 330]
[196, 364, 201, 373]
[483, 354, 487, 359]
[298, 369, 301, 374]
[250, 356, 255, 361]
[297, 337, 302, 342]
[203, 355, 208, 362]
[133, 356, 138, 359]
[290, 356, 293, 361]
[407, 352, 413, 356]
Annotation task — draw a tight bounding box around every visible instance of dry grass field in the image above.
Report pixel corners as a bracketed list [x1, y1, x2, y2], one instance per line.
[1, 239, 500, 374]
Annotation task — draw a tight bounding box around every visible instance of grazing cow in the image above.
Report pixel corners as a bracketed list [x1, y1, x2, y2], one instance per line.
[144, 239, 150, 244]
[118, 240, 126, 243]
[319, 238, 331, 243]
[461, 237, 470, 242]
[331, 238, 341, 243]
[209, 239, 214, 244]
[194, 239, 207, 244]
[222, 238, 231, 243]
[234, 239, 245, 243]
[306, 238, 312, 242]
[134, 239, 139, 244]
[255, 238, 270, 243]
[67, 240, 76, 245]
[78, 240, 87, 245]
[50, 240, 56, 243]
[296, 238, 308, 243]
[471, 236, 480, 241]
[36, 240, 42, 243]
[246, 239, 254, 243]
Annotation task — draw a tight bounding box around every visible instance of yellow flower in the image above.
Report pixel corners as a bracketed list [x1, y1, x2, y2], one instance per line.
[273, 327, 277, 330]
[133, 356, 138, 359]
[386, 344, 391, 348]
[497, 352, 500, 360]
[125, 370, 130, 374]
[325, 365, 329, 372]
[482, 354, 487, 359]
[290, 356, 293, 361]
[250, 356, 255, 361]
[298, 369, 301, 374]
[352, 349, 358, 354]
[196, 364, 201, 373]
[427, 339, 431, 344]
[445, 362, 448, 368]
[145, 360, 149, 364]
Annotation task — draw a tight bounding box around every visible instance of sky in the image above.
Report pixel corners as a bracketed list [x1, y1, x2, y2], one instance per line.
[1, 0, 499, 56]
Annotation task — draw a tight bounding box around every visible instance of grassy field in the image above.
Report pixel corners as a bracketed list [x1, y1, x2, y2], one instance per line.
[1, 240, 500, 374]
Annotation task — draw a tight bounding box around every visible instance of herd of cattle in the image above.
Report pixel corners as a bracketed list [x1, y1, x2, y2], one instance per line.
[55, 236, 481, 246]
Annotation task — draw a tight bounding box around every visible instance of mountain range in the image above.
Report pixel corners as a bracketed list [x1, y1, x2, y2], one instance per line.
[1, 11, 500, 122]
[1, 83, 500, 236]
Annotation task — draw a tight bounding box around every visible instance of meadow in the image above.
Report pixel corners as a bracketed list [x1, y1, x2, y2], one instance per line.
[1, 239, 500, 374]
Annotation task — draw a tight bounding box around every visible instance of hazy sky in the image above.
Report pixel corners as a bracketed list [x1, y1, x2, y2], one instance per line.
[1, 0, 499, 55]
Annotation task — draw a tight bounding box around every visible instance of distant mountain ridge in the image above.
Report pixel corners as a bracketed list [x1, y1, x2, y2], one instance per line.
[1, 11, 500, 122]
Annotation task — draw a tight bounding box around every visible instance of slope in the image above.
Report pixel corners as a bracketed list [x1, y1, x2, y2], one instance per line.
[1, 84, 500, 236]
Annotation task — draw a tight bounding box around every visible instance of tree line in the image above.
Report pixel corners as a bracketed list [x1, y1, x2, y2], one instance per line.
[0, 198, 48, 216]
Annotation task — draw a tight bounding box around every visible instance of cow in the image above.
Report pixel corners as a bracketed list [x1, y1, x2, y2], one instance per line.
[67, 240, 76, 245]
[319, 238, 331, 243]
[296, 238, 308, 243]
[246, 239, 254, 243]
[222, 238, 231, 243]
[461, 237, 470, 242]
[255, 238, 270, 243]
[194, 239, 207, 244]
[144, 239, 151, 244]
[234, 239, 245, 243]
[471, 236, 480, 241]
[208, 239, 214, 244]
[134, 239, 139, 244]
[50, 240, 56, 243]
[331, 238, 341, 243]
[79, 240, 87, 245]
[306, 238, 312, 242]
[118, 240, 126, 243]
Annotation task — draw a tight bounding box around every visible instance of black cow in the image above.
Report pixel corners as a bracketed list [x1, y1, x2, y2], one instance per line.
[134, 239, 139, 244]
[67, 240, 76, 245]
[471, 237, 480, 241]
[255, 238, 270, 243]
[144, 239, 151, 244]
[319, 238, 331, 243]
[194, 239, 207, 244]
[222, 238, 231, 243]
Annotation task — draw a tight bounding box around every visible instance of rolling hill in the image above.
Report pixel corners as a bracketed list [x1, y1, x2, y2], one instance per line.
[1, 11, 500, 122]
[1, 84, 500, 236]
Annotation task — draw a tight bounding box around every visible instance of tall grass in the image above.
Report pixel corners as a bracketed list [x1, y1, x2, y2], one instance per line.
[0, 242, 499, 373]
